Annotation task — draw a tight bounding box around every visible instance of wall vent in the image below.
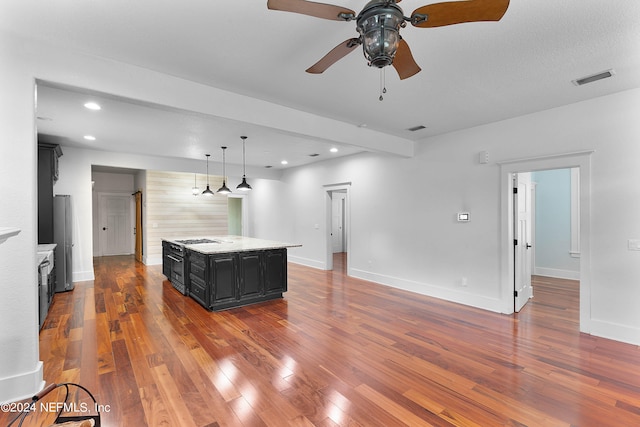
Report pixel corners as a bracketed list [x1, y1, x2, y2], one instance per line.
[572, 69, 615, 86]
[407, 125, 427, 132]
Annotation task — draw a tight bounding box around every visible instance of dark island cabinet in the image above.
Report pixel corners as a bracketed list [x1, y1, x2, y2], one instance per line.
[185, 248, 287, 311]
[264, 249, 287, 296]
[210, 254, 238, 304]
[188, 250, 208, 307]
[238, 252, 263, 298]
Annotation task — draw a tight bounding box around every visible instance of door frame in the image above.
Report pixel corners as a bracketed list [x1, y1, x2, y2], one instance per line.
[133, 191, 143, 262]
[324, 182, 351, 272]
[498, 151, 593, 333]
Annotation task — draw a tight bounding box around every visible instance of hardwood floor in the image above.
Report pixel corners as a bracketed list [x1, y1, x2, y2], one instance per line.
[3, 254, 640, 426]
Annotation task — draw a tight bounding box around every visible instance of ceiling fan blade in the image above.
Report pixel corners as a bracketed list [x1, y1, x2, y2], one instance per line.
[411, 0, 510, 28]
[392, 39, 421, 80]
[267, 0, 356, 21]
[306, 38, 361, 74]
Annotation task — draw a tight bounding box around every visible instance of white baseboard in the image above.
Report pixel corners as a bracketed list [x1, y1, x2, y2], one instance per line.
[588, 318, 640, 346]
[145, 255, 162, 266]
[534, 267, 580, 280]
[288, 255, 325, 270]
[349, 268, 504, 314]
[0, 361, 44, 404]
[73, 269, 95, 282]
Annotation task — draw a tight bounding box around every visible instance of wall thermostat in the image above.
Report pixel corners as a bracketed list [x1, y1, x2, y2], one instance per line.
[457, 212, 470, 222]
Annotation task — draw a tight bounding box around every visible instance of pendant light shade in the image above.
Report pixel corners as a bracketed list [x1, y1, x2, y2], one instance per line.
[217, 146, 231, 194]
[192, 173, 200, 195]
[236, 136, 252, 191]
[201, 154, 214, 196]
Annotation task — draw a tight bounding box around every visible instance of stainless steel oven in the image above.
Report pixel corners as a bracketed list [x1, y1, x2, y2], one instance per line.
[166, 243, 187, 295]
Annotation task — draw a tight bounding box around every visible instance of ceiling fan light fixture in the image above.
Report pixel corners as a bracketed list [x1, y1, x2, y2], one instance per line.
[358, 1, 405, 68]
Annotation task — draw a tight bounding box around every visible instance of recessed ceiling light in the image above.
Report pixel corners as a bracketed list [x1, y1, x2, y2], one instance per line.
[84, 102, 101, 110]
[84, 135, 96, 141]
[330, 147, 338, 153]
[281, 160, 288, 165]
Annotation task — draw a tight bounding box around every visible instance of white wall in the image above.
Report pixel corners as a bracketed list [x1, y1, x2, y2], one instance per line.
[0, 33, 43, 403]
[253, 88, 640, 345]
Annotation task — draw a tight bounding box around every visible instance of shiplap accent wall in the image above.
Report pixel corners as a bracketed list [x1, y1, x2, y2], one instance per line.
[145, 170, 228, 261]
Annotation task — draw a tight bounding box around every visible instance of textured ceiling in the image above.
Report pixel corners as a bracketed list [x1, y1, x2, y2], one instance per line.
[2, 0, 639, 169]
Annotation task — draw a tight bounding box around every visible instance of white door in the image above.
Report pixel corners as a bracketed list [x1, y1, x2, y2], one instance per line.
[99, 194, 133, 256]
[331, 192, 345, 252]
[514, 173, 533, 312]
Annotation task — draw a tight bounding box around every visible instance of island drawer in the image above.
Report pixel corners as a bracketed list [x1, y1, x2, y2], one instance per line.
[189, 276, 208, 308]
[189, 250, 207, 267]
[190, 262, 206, 281]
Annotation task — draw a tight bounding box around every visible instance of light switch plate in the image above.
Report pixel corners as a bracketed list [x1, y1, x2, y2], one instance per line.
[457, 212, 470, 222]
[628, 239, 640, 251]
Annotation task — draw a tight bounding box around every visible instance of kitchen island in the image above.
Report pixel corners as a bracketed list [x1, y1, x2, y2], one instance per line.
[162, 236, 300, 311]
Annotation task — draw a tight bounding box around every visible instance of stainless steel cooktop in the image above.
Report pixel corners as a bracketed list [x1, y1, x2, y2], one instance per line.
[175, 238, 220, 245]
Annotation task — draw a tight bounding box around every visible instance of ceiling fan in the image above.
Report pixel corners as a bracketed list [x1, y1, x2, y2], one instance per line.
[267, 0, 510, 80]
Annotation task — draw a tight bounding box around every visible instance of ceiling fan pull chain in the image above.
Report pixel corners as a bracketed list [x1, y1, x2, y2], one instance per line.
[379, 68, 387, 101]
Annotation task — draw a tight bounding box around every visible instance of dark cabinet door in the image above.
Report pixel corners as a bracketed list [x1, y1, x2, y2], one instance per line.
[264, 249, 287, 295]
[238, 252, 263, 298]
[189, 276, 208, 308]
[162, 242, 171, 278]
[210, 254, 238, 304]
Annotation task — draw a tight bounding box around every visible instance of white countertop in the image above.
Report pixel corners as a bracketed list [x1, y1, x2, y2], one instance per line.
[37, 244, 57, 252]
[162, 235, 301, 254]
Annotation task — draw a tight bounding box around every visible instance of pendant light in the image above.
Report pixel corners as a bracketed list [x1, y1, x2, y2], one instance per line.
[236, 136, 252, 191]
[201, 154, 214, 196]
[191, 173, 199, 195]
[217, 146, 231, 194]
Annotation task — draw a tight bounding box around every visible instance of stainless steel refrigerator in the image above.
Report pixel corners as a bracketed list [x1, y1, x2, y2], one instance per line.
[53, 194, 74, 292]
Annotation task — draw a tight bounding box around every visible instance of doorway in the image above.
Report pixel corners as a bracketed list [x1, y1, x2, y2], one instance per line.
[97, 192, 134, 256]
[499, 151, 593, 333]
[512, 169, 580, 313]
[331, 190, 347, 253]
[324, 183, 351, 272]
[513, 172, 533, 312]
[227, 194, 248, 236]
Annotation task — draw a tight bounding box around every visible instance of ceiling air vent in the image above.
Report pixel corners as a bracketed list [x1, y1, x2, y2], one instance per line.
[407, 125, 427, 132]
[309, 153, 320, 157]
[572, 69, 615, 86]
